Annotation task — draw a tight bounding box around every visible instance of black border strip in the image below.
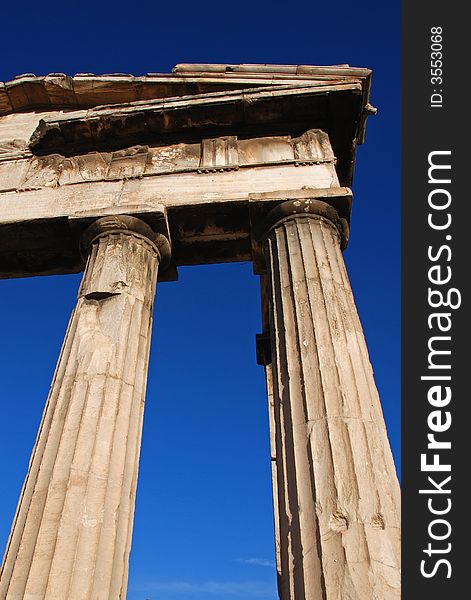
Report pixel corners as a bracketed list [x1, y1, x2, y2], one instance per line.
[402, 2, 467, 597]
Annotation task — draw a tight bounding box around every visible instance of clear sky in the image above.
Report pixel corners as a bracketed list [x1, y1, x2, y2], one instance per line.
[0, 2, 400, 599]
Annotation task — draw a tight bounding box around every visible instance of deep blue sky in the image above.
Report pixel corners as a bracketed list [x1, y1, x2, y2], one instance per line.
[0, 2, 400, 599]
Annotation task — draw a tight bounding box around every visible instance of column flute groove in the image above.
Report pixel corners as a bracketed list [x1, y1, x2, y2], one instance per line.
[0, 215, 170, 600]
[261, 199, 401, 600]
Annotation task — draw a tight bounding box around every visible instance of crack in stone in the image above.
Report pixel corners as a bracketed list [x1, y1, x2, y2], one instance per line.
[84, 291, 121, 301]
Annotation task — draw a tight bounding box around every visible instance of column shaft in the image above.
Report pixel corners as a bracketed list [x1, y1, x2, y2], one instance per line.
[0, 217, 165, 600]
[265, 208, 400, 600]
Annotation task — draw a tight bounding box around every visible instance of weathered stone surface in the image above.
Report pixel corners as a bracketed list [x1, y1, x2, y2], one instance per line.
[0, 127, 335, 192]
[0, 111, 64, 154]
[0, 215, 169, 600]
[262, 200, 400, 600]
[26, 84, 363, 186]
[0, 127, 347, 278]
[0, 65, 372, 120]
[0, 62, 370, 278]
[0, 64, 399, 600]
[0, 129, 337, 194]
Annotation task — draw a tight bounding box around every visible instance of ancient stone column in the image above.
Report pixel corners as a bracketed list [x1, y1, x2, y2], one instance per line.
[0, 215, 170, 600]
[261, 200, 400, 600]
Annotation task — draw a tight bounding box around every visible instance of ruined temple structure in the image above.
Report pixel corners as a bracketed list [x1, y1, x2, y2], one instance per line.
[0, 64, 400, 599]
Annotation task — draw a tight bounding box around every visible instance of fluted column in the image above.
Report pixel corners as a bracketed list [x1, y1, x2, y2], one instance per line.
[0, 215, 170, 600]
[262, 200, 400, 600]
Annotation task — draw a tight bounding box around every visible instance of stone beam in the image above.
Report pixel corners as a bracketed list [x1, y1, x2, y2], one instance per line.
[0, 183, 351, 278]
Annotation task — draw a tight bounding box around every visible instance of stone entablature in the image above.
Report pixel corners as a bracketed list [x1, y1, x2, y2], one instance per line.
[0, 64, 372, 118]
[0, 129, 335, 191]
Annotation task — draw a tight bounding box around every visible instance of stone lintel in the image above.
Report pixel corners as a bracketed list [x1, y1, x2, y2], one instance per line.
[0, 187, 351, 279]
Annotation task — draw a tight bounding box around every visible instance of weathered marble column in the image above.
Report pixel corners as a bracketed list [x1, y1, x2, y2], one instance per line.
[0, 215, 170, 600]
[261, 200, 400, 600]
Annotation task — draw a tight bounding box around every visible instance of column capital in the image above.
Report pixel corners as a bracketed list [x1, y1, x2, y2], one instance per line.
[262, 199, 349, 250]
[79, 214, 171, 267]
